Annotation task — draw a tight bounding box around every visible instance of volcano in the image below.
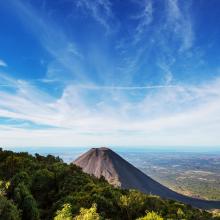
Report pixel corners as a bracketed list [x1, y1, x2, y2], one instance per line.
[73, 147, 220, 209]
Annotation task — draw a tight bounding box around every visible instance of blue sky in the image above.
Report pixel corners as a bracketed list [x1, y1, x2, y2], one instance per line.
[0, 0, 220, 147]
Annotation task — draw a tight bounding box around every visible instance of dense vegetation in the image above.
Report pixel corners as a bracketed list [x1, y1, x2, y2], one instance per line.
[0, 148, 219, 220]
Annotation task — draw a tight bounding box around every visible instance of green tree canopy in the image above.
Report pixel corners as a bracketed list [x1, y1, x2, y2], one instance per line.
[136, 211, 163, 220]
[54, 203, 72, 220]
[74, 203, 100, 220]
[0, 195, 21, 220]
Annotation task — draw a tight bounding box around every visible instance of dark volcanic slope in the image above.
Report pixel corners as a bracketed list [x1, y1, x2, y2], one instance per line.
[73, 147, 220, 209]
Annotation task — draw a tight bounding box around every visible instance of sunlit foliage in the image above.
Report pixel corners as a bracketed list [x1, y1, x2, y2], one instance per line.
[54, 204, 72, 220]
[136, 211, 163, 220]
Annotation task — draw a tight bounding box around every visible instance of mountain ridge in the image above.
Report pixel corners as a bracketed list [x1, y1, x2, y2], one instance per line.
[74, 147, 220, 210]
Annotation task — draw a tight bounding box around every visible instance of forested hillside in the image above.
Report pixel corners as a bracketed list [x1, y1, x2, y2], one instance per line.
[0, 148, 219, 220]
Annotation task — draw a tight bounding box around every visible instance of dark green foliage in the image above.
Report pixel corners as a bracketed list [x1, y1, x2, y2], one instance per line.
[22, 194, 40, 220]
[0, 149, 216, 220]
[0, 195, 21, 220]
[13, 183, 40, 220]
[8, 171, 31, 195]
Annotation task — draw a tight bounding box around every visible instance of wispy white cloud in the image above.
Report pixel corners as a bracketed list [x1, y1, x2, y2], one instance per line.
[115, 0, 195, 87]
[132, 0, 153, 44]
[130, 0, 194, 51]
[0, 59, 7, 67]
[72, 84, 178, 90]
[9, 1, 87, 83]
[166, 0, 194, 51]
[76, 0, 115, 33]
[157, 61, 175, 84]
[0, 72, 220, 147]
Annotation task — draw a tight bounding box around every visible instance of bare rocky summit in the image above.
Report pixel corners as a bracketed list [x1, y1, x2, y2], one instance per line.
[73, 147, 220, 209]
[74, 147, 121, 186]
